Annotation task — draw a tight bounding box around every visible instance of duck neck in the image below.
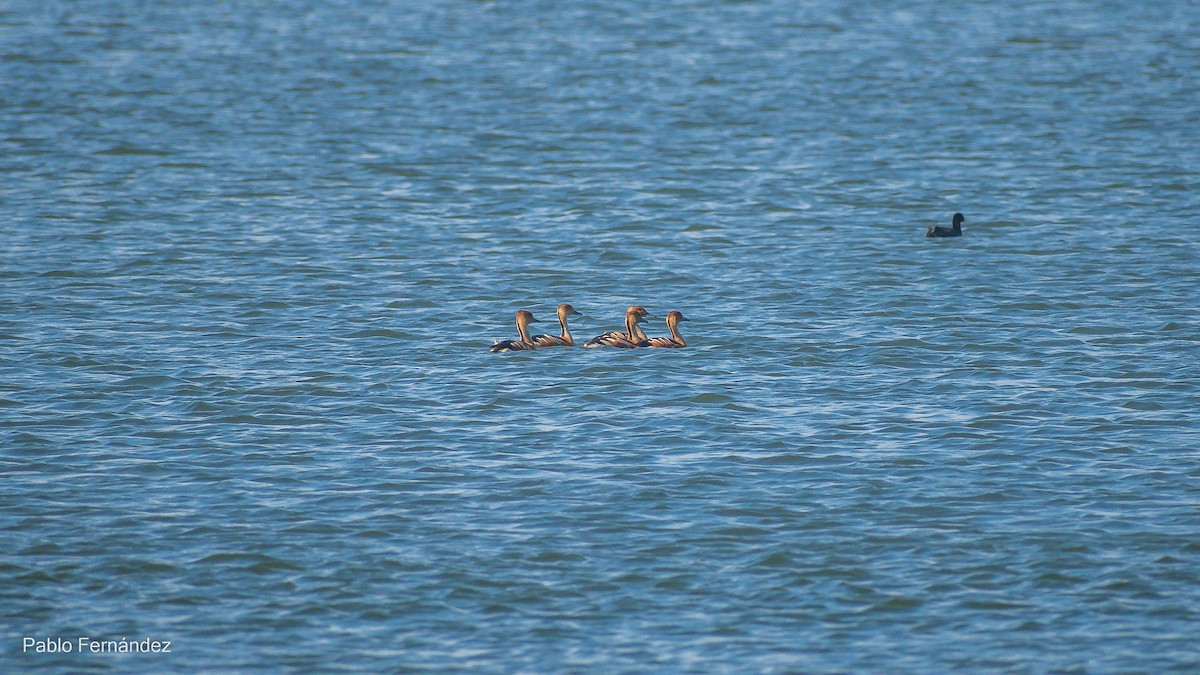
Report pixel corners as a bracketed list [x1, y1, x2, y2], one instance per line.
[669, 322, 685, 347]
[625, 315, 639, 342]
[559, 315, 573, 344]
[517, 321, 533, 345]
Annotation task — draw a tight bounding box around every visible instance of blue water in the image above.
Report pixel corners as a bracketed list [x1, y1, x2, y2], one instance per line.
[3, 0, 1200, 671]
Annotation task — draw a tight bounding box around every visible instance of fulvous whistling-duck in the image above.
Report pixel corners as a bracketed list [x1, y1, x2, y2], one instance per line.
[639, 311, 687, 348]
[584, 306, 651, 349]
[490, 310, 539, 352]
[531, 303, 582, 347]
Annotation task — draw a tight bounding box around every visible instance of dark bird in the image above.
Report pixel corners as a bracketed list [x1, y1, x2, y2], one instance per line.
[926, 212, 965, 238]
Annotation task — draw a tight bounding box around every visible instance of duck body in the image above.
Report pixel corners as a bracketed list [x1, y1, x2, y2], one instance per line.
[490, 339, 534, 353]
[489, 310, 539, 353]
[531, 304, 582, 347]
[926, 212, 965, 238]
[639, 311, 687, 348]
[585, 333, 640, 349]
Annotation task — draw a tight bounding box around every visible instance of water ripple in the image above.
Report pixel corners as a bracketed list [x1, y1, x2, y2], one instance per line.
[3, 0, 1200, 672]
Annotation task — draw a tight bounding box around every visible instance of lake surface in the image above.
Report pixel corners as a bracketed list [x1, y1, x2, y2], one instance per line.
[3, 0, 1199, 671]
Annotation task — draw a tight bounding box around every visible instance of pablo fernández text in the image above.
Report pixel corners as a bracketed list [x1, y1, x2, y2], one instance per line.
[23, 636, 172, 655]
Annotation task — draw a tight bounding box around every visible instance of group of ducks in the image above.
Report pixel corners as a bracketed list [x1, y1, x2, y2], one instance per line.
[491, 305, 687, 352]
[491, 214, 965, 352]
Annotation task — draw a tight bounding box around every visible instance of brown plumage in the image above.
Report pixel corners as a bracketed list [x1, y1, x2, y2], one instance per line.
[531, 303, 582, 347]
[639, 311, 687, 348]
[584, 306, 651, 348]
[490, 310, 539, 352]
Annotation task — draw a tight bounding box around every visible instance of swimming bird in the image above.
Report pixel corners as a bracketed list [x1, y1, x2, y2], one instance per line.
[926, 212, 965, 238]
[531, 303, 582, 347]
[639, 311, 687, 348]
[584, 306, 651, 348]
[489, 310, 539, 352]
